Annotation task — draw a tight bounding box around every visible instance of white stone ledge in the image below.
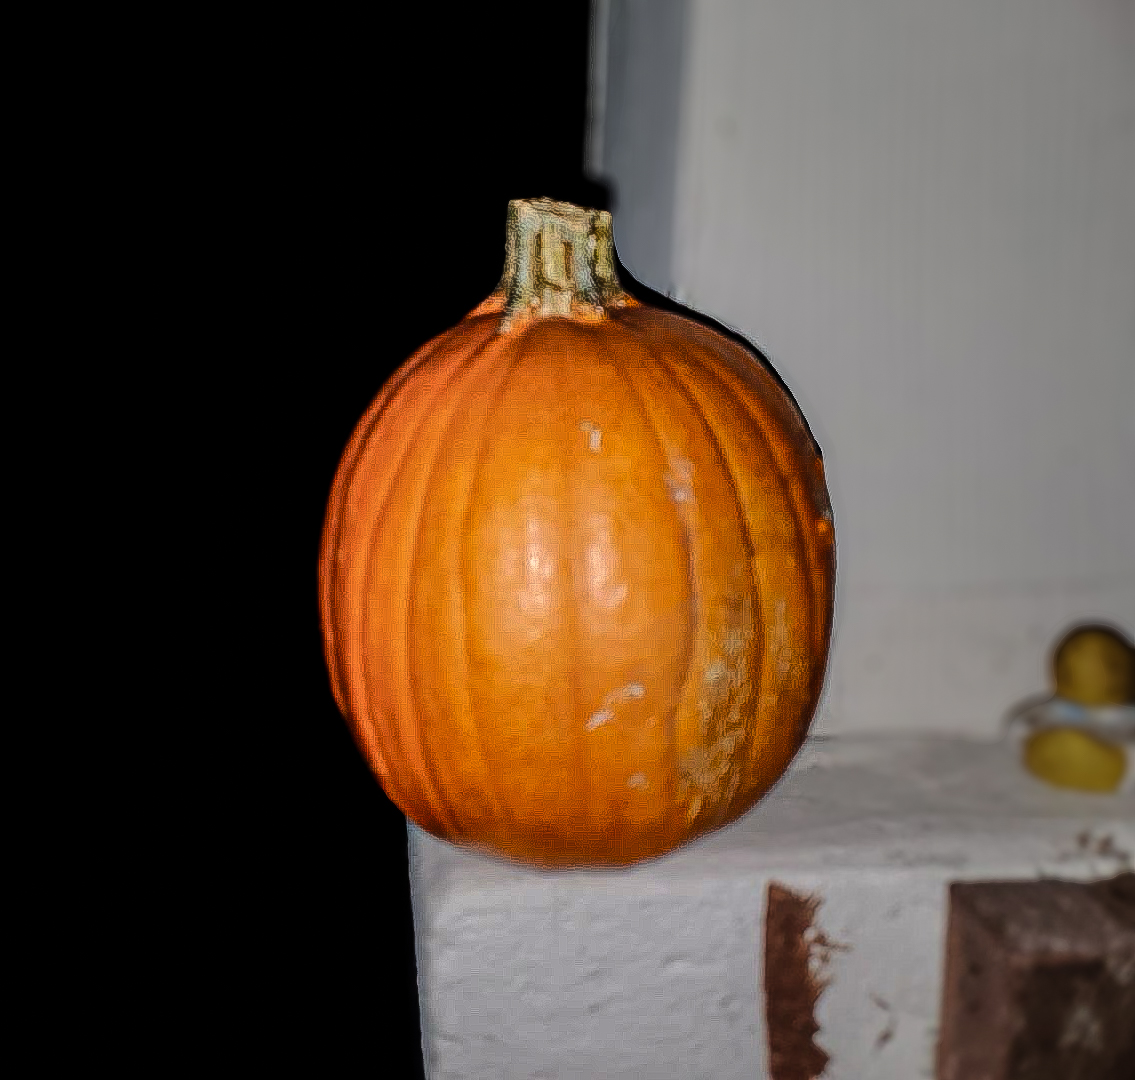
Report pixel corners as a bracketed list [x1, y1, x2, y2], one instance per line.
[409, 735, 1135, 1080]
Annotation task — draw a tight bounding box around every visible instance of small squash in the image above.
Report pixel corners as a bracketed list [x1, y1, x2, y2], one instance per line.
[319, 197, 835, 866]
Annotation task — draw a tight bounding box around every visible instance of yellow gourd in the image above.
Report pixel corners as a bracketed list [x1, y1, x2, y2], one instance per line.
[1053, 626, 1135, 706]
[1023, 727, 1126, 793]
[1017, 624, 1135, 793]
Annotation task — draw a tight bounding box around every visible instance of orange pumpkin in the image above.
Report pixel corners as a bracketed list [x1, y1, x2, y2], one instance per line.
[319, 198, 834, 867]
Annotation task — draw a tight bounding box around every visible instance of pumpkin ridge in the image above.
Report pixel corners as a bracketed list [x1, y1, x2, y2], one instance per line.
[319, 314, 498, 728]
[617, 307, 819, 809]
[629, 305, 824, 460]
[728, 340, 834, 721]
[356, 329, 496, 832]
[656, 313, 833, 680]
[404, 327, 507, 840]
[558, 317, 687, 841]
[472, 322, 588, 848]
[706, 330, 833, 659]
[624, 332, 712, 830]
[681, 342, 818, 761]
[649, 348, 765, 830]
[676, 336, 818, 629]
[549, 329, 593, 845]
[443, 329, 525, 837]
[325, 328, 478, 799]
[609, 350, 688, 831]
[320, 313, 497, 716]
[456, 325, 535, 835]
[453, 328, 541, 837]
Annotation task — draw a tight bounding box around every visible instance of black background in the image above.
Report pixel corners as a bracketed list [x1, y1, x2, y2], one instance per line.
[182, 8, 801, 1071]
[54, 4, 812, 1069]
[205, 6, 608, 1075]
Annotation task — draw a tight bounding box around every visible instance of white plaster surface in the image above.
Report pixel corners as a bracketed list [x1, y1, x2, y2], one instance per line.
[409, 734, 1135, 1080]
[588, 0, 1135, 738]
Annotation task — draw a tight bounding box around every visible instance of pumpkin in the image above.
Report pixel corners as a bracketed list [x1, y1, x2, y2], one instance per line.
[319, 197, 834, 867]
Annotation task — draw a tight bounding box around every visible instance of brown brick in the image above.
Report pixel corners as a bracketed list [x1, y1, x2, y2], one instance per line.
[764, 882, 840, 1080]
[937, 873, 1135, 1080]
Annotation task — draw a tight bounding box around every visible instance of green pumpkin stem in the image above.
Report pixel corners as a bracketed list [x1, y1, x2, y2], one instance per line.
[497, 197, 625, 327]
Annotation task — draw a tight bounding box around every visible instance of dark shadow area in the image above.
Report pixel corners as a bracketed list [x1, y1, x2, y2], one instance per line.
[192, 5, 819, 1074]
[192, 5, 605, 1076]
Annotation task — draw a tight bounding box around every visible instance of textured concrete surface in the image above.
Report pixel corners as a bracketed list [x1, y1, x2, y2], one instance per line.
[409, 735, 1135, 1079]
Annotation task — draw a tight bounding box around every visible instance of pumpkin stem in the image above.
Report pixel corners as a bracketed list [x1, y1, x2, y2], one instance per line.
[497, 197, 627, 328]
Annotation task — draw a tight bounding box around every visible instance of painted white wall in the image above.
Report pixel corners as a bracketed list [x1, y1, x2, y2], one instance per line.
[590, 0, 1135, 735]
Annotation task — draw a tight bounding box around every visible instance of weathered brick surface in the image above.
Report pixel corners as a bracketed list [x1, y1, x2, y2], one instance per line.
[938, 873, 1135, 1080]
[409, 736, 1135, 1079]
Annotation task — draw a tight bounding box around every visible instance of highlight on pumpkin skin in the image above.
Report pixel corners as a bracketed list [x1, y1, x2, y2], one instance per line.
[317, 197, 835, 867]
